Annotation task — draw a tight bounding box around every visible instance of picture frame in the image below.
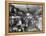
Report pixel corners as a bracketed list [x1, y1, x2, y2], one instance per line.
[5, 1, 45, 36]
